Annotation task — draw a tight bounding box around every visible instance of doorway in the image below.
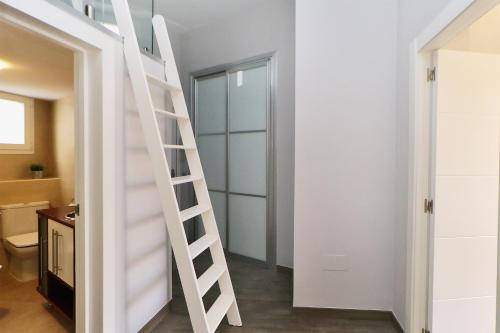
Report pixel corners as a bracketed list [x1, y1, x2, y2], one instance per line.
[0, 19, 77, 332]
[180, 57, 275, 266]
[410, 2, 500, 332]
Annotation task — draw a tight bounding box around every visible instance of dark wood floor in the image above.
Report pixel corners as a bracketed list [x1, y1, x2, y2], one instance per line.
[152, 254, 401, 333]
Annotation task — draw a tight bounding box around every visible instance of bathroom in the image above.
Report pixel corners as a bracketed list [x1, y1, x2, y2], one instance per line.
[0, 19, 76, 332]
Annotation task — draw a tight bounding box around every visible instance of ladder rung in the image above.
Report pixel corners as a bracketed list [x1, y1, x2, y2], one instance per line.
[146, 74, 182, 91]
[163, 144, 196, 150]
[198, 265, 226, 296]
[207, 294, 234, 332]
[189, 234, 218, 259]
[180, 205, 210, 222]
[171, 175, 202, 186]
[155, 108, 188, 119]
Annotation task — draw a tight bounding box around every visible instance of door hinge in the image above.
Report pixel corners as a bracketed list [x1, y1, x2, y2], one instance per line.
[75, 204, 80, 216]
[427, 67, 436, 82]
[424, 198, 433, 214]
[422, 329, 431, 333]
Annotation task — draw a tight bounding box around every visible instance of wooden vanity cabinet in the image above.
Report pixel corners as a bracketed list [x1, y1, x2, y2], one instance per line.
[37, 207, 75, 320]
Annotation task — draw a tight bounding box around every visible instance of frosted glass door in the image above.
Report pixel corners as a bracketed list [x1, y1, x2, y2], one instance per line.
[194, 62, 270, 262]
[228, 65, 268, 261]
[196, 74, 227, 248]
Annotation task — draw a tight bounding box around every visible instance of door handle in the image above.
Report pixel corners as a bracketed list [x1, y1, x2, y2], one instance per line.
[53, 230, 62, 275]
[51, 229, 56, 273]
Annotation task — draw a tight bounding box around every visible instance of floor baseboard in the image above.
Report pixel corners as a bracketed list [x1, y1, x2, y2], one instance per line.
[276, 265, 293, 274]
[293, 307, 404, 332]
[138, 302, 172, 333]
[390, 311, 405, 333]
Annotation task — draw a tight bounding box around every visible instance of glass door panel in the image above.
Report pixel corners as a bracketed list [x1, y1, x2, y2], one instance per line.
[197, 75, 227, 134]
[194, 62, 270, 262]
[228, 194, 266, 261]
[198, 135, 226, 191]
[228, 66, 268, 131]
[210, 191, 227, 248]
[229, 132, 266, 196]
[227, 63, 268, 261]
[195, 73, 227, 248]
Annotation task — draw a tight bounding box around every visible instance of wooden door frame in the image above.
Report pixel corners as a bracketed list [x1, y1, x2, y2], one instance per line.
[407, 0, 500, 332]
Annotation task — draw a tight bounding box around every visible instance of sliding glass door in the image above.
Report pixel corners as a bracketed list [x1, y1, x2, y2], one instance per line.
[194, 60, 272, 263]
[196, 73, 228, 247]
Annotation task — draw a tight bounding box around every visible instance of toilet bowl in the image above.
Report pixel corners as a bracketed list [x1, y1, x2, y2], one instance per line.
[0, 201, 49, 282]
[3, 232, 38, 281]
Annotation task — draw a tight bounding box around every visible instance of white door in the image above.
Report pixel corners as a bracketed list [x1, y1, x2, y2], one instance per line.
[428, 50, 500, 332]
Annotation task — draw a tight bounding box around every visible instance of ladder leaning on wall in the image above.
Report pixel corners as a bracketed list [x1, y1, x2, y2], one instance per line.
[110, 1, 242, 332]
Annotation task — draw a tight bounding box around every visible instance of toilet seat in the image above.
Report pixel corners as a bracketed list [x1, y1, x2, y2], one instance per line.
[5, 232, 38, 248]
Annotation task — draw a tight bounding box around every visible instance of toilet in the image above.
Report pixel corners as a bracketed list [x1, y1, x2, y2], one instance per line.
[0, 201, 49, 281]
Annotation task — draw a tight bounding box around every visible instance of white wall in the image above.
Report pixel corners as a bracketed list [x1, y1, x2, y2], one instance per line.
[167, 0, 295, 268]
[152, 0, 183, 69]
[294, 0, 398, 311]
[395, 0, 458, 328]
[123, 57, 172, 333]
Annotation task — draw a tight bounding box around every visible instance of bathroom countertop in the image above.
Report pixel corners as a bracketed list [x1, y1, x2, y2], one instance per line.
[36, 206, 76, 228]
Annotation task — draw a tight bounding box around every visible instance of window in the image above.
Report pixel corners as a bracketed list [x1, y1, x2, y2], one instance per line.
[0, 92, 34, 154]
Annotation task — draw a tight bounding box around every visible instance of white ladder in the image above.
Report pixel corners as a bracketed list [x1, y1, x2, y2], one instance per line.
[110, 1, 242, 332]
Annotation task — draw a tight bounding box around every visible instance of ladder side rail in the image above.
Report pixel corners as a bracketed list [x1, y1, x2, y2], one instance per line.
[182, 128, 241, 325]
[110, 1, 210, 332]
[153, 16, 242, 327]
[170, 62, 242, 328]
[152, 15, 182, 87]
[192, 178, 243, 325]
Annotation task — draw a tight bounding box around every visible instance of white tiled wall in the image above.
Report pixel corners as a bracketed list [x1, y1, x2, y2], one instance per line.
[432, 50, 500, 332]
[435, 176, 498, 237]
[433, 297, 496, 333]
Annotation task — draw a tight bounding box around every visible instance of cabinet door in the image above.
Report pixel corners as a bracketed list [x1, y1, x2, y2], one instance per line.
[48, 220, 74, 288]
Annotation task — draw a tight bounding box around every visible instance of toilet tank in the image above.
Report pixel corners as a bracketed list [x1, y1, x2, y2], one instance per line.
[0, 201, 50, 239]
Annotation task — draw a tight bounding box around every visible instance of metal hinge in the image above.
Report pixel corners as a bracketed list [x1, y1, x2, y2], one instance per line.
[422, 329, 430, 333]
[84, 4, 95, 20]
[424, 199, 434, 214]
[427, 67, 436, 82]
[75, 204, 80, 216]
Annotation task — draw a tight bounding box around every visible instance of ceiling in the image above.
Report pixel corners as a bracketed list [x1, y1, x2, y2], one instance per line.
[155, 0, 268, 32]
[0, 21, 73, 100]
[445, 4, 500, 53]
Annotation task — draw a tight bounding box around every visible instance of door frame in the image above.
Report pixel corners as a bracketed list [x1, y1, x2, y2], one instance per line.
[183, 53, 277, 267]
[408, 0, 500, 332]
[0, 1, 124, 332]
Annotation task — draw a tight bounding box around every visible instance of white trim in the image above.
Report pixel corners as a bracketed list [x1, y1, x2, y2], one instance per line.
[407, 0, 500, 332]
[0, 91, 34, 154]
[0, 1, 124, 332]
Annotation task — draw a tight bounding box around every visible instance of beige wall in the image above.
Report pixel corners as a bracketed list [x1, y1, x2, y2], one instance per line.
[52, 95, 75, 205]
[0, 178, 62, 206]
[0, 99, 55, 180]
[0, 96, 74, 208]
